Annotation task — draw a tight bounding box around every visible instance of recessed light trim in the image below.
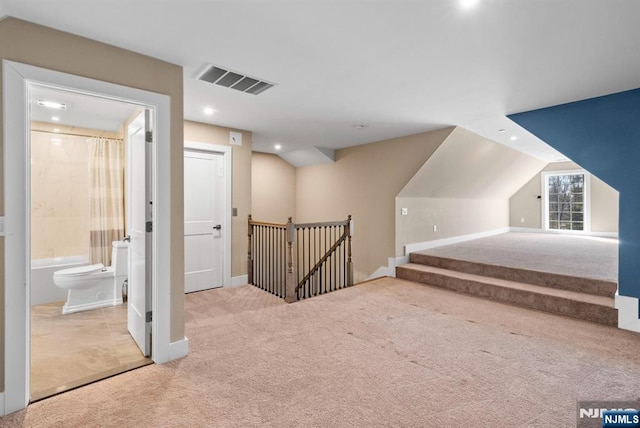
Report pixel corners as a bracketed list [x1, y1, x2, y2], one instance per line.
[203, 107, 215, 116]
[274, 144, 282, 151]
[353, 124, 368, 130]
[459, 0, 480, 10]
[510, 136, 518, 141]
[51, 116, 60, 122]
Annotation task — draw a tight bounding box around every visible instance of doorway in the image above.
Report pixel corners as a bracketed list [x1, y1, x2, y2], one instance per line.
[184, 141, 232, 292]
[3, 60, 177, 415]
[28, 87, 153, 401]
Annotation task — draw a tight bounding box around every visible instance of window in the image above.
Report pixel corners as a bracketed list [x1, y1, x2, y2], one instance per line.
[543, 171, 590, 232]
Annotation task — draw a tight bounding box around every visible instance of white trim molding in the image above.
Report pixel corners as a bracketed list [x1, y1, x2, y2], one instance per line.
[509, 226, 618, 239]
[404, 227, 510, 255]
[231, 275, 249, 287]
[169, 338, 190, 360]
[615, 293, 640, 333]
[366, 256, 411, 280]
[541, 169, 591, 233]
[3, 60, 176, 415]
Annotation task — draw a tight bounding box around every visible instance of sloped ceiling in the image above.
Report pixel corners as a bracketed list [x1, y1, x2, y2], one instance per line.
[398, 127, 546, 199]
[509, 88, 640, 192]
[6, 1, 639, 161]
[508, 88, 640, 299]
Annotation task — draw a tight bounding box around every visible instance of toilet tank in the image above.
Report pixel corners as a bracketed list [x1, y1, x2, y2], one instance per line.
[111, 241, 129, 276]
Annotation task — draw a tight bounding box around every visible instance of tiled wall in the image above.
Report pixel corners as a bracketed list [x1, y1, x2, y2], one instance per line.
[30, 122, 120, 260]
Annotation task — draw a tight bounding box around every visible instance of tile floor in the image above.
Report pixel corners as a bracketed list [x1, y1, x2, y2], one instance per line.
[30, 302, 152, 402]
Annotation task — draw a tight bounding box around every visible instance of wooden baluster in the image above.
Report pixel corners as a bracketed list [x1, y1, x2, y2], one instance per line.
[347, 215, 353, 287]
[247, 215, 253, 285]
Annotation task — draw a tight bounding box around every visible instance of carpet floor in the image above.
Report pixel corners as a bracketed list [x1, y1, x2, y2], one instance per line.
[2, 279, 639, 427]
[414, 232, 618, 282]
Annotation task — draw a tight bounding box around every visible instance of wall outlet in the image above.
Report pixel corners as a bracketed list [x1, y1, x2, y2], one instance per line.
[520, 217, 525, 223]
[433, 225, 437, 232]
[401, 208, 408, 216]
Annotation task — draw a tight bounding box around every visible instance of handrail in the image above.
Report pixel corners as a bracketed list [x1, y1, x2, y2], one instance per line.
[248, 214, 353, 302]
[295, 219, 350, 229]
[249, 219, 288, 228]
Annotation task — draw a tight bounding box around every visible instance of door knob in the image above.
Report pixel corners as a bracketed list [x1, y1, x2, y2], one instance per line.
[213, 224, 222, 230]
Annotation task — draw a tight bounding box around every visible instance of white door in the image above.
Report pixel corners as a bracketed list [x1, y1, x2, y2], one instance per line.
[127, 109, 152, 356]
[184, 149, 225, 293]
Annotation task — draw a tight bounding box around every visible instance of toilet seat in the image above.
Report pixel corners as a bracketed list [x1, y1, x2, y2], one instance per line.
[55, 263, 105, 277]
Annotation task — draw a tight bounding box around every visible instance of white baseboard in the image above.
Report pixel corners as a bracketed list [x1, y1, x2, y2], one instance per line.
[404, 227, 510, 255]
[231, 275, 248, 287]
[510, 226, 618, 239]
[615, 293, 640, 333]
[169, 337, 189, 360]
[0, 392, 5, 416]
[367, 256, 410, 280]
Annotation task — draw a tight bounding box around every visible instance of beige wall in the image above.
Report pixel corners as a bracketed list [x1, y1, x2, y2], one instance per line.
[399, 127, 547, 199]
[184, 121, 252, 278]
[509, 161, 619, 232]
[395, 127, 545, 256]
[0, 18, 185, 389]
[396, 198, 509, 255]
[296, 128, 453, 282]
[251, 153, 296, 223]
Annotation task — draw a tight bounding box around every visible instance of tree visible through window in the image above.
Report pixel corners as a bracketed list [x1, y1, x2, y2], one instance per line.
[546, 173, 585, 231]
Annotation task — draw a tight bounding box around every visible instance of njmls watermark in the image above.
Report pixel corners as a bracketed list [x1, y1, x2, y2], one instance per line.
[577, 401, 640, 428]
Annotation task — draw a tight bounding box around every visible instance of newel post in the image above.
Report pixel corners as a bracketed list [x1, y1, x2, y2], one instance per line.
[284, 217, 297, 303]
[347, 215, 353, 286]
[247, 214, 253, 285]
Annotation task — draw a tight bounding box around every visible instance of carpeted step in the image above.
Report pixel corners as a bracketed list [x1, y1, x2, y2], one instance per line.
[396, 263, 617, 326]
[409, 253, 616, 297]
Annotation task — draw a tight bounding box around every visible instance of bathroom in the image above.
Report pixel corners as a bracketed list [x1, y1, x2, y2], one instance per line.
[29, 86, 151, 401]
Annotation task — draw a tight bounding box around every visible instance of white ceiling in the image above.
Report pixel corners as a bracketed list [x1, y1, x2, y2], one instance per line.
[30, 86, 138, 131]
[5, 0, 640, 163]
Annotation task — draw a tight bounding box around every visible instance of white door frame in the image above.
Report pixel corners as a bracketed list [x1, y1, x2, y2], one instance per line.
[2, 60, 175, 415]
[184, 140, 232, 288]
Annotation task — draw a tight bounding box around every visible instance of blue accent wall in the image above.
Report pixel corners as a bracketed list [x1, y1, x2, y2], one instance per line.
[509, 88, 640, 303]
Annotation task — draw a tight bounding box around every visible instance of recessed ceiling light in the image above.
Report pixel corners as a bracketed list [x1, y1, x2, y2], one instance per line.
[459, 0, 480, 10]
[37, 100, 67, 110]
[51, 116, 60, 122]
[274, 144, 282, 151]
[510, 136, 518, 141]
[353, 124, 368, 130]
[203, 107, 215, 116]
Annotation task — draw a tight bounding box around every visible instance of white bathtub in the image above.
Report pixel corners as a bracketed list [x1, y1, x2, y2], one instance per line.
[30, 255, 90, 306]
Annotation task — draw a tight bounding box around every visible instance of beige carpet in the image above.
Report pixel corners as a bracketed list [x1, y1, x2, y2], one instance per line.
[415, 232, 618, 282]
[3, 279, 640, 427]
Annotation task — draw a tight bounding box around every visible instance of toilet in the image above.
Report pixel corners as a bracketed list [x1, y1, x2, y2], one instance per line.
[54, 241, 128, 315]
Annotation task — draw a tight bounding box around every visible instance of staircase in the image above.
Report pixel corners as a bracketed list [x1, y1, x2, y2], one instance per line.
[396, 252, 618, 326]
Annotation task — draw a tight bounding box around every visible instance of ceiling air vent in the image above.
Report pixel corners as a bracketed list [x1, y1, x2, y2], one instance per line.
[197, 65, 275, 95]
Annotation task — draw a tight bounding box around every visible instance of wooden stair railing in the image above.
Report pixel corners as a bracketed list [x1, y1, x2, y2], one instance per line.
[248, 215, 353, 302]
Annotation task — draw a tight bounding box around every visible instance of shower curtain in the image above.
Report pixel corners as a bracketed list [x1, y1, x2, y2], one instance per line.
[88, 137, 125, 266]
